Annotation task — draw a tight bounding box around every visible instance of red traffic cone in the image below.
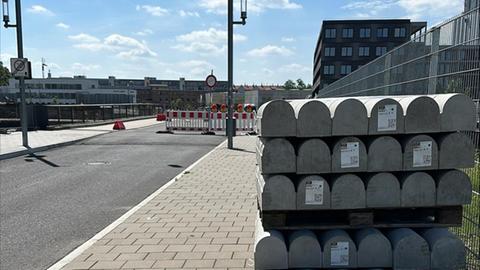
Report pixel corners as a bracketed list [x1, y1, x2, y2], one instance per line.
[156, 113, 166, 121]
[113, 120, 126, 130]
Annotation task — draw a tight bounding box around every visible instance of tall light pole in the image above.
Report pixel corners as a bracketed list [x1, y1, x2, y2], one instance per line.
[227, 0, 247, 149]
[3, 0, 28, 147]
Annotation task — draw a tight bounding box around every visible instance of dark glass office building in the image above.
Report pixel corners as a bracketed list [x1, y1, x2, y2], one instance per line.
[313, 19, 427, 95]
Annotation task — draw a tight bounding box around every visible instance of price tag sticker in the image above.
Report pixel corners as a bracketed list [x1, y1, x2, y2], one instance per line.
[331, 241, 349, 266]
[378, 104, 397, 131]
[341, 142, 359, 168]
[305, 180, 324, 205]
[413, 141, 432, 167]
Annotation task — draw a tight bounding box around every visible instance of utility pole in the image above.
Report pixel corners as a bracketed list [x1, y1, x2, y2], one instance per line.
[227, 0, 247, 149]
[3, 0, 28, 147]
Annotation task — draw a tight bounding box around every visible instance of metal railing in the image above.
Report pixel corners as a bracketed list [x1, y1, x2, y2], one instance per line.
[315, 7, 480, 268]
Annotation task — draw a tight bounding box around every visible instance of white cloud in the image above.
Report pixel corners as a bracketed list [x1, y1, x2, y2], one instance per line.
[56, 22, 70, 29]
[281, 37, 295, 42]
[136, 5, 168, 16]
[247, 45, 294, 57]
[179, 10, 200, 17]
[279, 63, 310, 73]
[179, 60, 216, 77]
[174, 28, 246, 55]
[72, 63, 101, 72]
[27, 5, 54, 16]
[69, 33, 157, 60]
[135, 29, 154, 36]
[199, 0, 302, 14]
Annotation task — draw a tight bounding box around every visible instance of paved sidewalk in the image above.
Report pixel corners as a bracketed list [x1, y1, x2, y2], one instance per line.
[0, 118, 160, 158]
[56, 135, 257, 270]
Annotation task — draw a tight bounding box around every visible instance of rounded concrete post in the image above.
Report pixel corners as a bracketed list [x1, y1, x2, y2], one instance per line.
[297, 175, 331, 210]
[400, 172, 436, 207]
[437, 132, 474, 169]
[420, 228, 466, 269]
[322, 98, 368, 136]
[289, 99, 332, 137]
[396, 95, 440, 133]
[367, 136, 402, 172]
[254, 226, 288, 270]
[257, 174, 296, 211]
[402, 135, 439, 171]
[319, 229, 358, 268]
[386, 228, 430, 270]
[256, 100, 296, 137]
[433, 93, 476, 131]
[297, 139, 331, 174]
[436, 170, 472, 206]
[331, 137, 367, 173]
[288, 230, 322, 268]
[354, 228, 392, 268]
[331, 174, 366, 209]
[358, 97, 405, 134]
[365, 173, 401, 208]
[257, 138, 296, 174]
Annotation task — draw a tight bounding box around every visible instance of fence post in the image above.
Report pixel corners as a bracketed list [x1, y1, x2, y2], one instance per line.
[57, 107, 61, 124]
[71, 107, 74, 124]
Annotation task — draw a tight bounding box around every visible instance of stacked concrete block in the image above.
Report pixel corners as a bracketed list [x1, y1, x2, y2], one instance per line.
[254, 94, 475, 269]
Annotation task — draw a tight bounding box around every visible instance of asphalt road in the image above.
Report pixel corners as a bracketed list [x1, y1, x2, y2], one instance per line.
[0, 125, 225, 270]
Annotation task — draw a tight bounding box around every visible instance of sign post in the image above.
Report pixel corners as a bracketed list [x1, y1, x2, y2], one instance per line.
[205, 73, 217, 135]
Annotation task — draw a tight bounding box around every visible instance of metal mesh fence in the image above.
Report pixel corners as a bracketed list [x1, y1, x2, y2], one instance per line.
[316, 7, 480, 268]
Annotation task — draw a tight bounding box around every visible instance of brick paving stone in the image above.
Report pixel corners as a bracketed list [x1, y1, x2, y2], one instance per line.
[60, 136, 257, 270]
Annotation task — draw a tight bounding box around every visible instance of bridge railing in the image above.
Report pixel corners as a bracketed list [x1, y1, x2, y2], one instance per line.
[315, 6, 480, 268]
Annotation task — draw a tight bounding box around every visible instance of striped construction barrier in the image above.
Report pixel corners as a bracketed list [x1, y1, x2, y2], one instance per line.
[165, 110, 255, 132]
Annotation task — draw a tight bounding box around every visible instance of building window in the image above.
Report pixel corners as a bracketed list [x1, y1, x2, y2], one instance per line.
[359, 28, 371, 38]
[377, 28, 389, 38]
[376, 46, 387, 56]
[324, 47, 335, 57]
[342, 28, 353, 38]
[340, 65, 352, 75]
[325, 29, 336, 38]
[359, 47, 370, 57]
[394, 27, 406, 37]
[341, 47, 353, 56]
[323, 65, 335, 75]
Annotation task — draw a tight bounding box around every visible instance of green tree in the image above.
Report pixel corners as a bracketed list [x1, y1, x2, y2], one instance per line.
[306, 83, 312, 89]
[284, 79, 296, 90]
[0, 61, 11, 86]
[296, 79, 306, 90]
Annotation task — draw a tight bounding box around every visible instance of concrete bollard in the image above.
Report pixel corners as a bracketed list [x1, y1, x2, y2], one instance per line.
[437, 132, 474, 169]
[256, 172, 296, 211]
[402, 135, 439, 171]
[319, 229, 358, 268]
[420, 228, 466, 269]
[367, 136, 403, 172]
[365, 173, 401, 208]
[331, 137, 367, 173]
[396, 95, 441, 133]
[288, 230, 323, 268]
[354, 228, 392, 268]
[256, 100, 296, 137]
[433, 93, 476, 132]
[436, 170, 472, 206]
[358, 97, 405, 135]
[254, 221, 288, 270]
[297, 139, 331, 174]
[386, 228, 430, 270]
[400, 172, 436, 207]
[297, 175, 331, 210]
[321, 98, 369, 136]
[331, 174, 366, 209]
[256, 138, 296, 174]
[289, 99, 332, 137]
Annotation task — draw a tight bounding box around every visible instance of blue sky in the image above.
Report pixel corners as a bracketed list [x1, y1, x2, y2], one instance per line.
[0, 0, 465, 84]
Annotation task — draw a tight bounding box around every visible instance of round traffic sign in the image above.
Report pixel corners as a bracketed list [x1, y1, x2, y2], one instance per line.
[14, 60, 25, 72]
[205, 74, 217, 88]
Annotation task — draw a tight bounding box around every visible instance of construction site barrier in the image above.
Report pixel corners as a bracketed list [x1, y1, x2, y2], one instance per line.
[165, 110, 256, 132]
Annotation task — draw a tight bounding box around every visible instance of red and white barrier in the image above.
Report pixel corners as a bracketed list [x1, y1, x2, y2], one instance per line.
[166, 110, 256, 132]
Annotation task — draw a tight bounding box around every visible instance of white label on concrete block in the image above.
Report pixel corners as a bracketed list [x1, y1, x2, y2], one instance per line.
[305, 180, 324, 205]
[331, 241, 349, 266]
[341, 142, 359, 168]
[413, 141, 432, 167]
[378, 104, 397, 131]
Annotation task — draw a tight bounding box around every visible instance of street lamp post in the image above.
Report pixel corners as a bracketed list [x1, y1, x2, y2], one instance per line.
[3, 0, 28, 148]
[227, 0, 247, 149]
